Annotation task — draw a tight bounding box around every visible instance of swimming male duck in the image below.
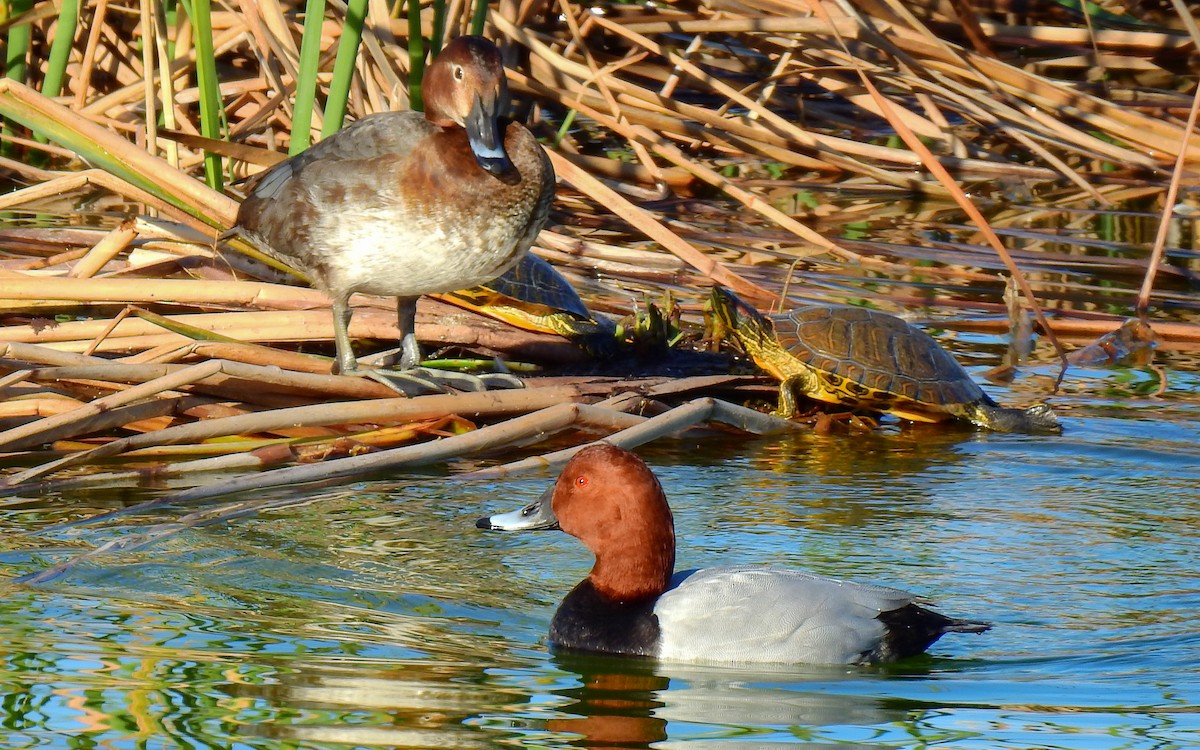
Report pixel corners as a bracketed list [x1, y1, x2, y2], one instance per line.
[228, 35, 554, 380]
[477, 444, 990, 665]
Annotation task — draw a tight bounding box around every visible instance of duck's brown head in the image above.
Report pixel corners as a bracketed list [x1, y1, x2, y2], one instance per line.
[422, 36, 519, 184]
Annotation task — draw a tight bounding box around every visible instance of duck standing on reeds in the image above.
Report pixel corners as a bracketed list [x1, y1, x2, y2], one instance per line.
[226, 36, 554, 387]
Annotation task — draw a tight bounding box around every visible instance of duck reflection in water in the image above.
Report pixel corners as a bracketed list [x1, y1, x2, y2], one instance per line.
[547, 653, 670, 749]
[548, 652, 914, 749]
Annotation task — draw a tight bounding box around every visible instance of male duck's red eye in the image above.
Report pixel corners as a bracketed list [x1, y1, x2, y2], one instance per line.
[576, 475, 589, 487]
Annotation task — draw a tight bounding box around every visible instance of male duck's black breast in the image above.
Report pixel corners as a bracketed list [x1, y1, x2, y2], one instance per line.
[549, 579, 662, 658]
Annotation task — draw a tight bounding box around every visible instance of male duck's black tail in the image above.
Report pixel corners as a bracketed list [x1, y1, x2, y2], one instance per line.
[866, 603, 992, 663]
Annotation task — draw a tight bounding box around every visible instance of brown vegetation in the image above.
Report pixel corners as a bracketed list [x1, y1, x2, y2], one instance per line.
[0, 0, 1197, 501]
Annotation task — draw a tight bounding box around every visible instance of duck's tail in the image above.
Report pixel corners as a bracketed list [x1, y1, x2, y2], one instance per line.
[866, 604, 992, 663]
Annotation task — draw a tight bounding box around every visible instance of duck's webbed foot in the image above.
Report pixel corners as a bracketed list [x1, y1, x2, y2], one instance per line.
[355, 363, 523, 395]
[354, 343, 523, 395]
[328, 296, 524, 394]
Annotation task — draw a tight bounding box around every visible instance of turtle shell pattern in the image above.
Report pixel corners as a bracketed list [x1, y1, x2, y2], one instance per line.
[486, 254, 592, 320]
[456, 254, 617, 358]
[773, 305, 987, 412]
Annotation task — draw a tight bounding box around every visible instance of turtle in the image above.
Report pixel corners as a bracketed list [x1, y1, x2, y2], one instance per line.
[435, 254, 619, 358]
[707, 286, 1061, 433]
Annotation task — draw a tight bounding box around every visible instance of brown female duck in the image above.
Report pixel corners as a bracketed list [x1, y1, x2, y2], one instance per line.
[229, 36, 554, 380]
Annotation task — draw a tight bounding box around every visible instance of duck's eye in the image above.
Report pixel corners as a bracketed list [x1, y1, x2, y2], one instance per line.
[453, 65, 465, 81]
[576, 475, 589, 487]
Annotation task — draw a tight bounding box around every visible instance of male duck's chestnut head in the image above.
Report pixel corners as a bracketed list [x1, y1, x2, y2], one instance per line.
[478, 444, 677, 602]
[422, 35, 518, 184]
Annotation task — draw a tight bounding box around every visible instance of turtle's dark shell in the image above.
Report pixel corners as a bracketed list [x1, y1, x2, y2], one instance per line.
[443, 254, 617, 358]
[774, 305, 985, 407]
[486, 254, 592, 319]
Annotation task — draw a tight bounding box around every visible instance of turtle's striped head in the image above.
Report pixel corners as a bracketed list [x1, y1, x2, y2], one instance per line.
[707, 286, 775, 351]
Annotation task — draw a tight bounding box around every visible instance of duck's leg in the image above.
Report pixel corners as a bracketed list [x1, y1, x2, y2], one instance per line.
[350, 296, 523, 395]
[330, 292, 360, 376]
[328, 293, 439, 392]
[395, 296, 423, 371]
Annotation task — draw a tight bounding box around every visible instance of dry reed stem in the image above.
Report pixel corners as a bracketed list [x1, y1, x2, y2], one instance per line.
[943, 316, 1200, 346]
[1135, 81, 1200, 316]
[12, 417, 473, 502]
[0, 79, 239, 225]
[0, 276, 328, 308]
[547, 151, 775, 303]
[496, 15, 931, 176]
[0, 360, 223, 451]
[808, 2, 1072, 371]
[45, 400, 643, 517]
[1167, 0, 1200, 51]
[68, 218, 141, 279]
[20, 361, 397, 400]
[160, 341, 344, 373]
[0, 310, 350, 347]
[4, 397, 209, 450]
[857, 8, 1112, 202]
[0, 342, 114, 369]
[22, 397, 791, 556]
[0, 170, 213, 236]
[847, 9, 1184, 164]
[2, 384, 586, 488]
[534, 78, 863, 261]
[0, 396, 87, 419]
[459, 397, 798, 480]
[971, 22, 1191, 50]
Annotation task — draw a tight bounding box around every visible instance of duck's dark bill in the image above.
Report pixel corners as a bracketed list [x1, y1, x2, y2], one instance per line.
[476, 487, 559, 531]
[466, 94, 519, 183]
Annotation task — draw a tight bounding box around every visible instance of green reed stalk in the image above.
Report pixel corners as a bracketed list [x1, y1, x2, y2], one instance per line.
[163, 0, 178, 59]
[0, 81, 222, 224]
[321, 0, 367, 138]
[429, 0, 446, 57]
[406, 0, 451, 108]
[3, 0, 33, 156]
[3, 0, 31, 82]
[470, 0, 488, 36]
[180, 0, 224, 190]
[42, 0, 80, 98]
[554, 109, 578, 147]
[290, 0, 327, 154]
[406, 0, 425, 110]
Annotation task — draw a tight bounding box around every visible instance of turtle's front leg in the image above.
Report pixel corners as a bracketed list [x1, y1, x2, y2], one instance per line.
[773, 376, 803, 418]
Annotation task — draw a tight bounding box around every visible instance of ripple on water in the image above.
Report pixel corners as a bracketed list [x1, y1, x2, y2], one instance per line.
[1, 397, 1198, 747]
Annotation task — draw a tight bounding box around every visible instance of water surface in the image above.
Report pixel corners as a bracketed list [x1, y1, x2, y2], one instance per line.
[1, 363, 1198, 749]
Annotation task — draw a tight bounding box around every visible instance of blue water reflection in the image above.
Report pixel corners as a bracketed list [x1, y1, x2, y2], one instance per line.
[1, 368, 1198, 748]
